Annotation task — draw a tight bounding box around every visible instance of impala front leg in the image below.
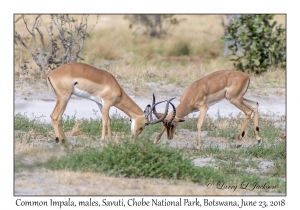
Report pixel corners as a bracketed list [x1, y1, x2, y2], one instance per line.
[154, 127, 166, 143]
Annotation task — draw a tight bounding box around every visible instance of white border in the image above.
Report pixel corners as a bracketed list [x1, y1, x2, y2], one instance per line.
[3, 0, 297, 209]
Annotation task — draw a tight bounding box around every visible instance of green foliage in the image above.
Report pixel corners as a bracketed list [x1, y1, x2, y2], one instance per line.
[178, 112, 285, 143]
[62, 114, 77, 132]
[242, 142, 286, 160]
[15, 112, 286, 193]
[169, 41, 191, 56]
[45, 138, 228, 183]
[79, 113, 132, 136]
[125, 15, 182, 38]
[44, 137, 285, 192]
[224, 15, 286, 74]
[14, 113, 52, 136]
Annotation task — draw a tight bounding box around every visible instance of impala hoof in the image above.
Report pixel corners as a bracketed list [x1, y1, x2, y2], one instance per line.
[55, 137, 59, 143]
[236, 144, 242, 148]
[258, 139, 262, 144]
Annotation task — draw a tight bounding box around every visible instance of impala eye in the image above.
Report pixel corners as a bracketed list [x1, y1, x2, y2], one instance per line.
[171, 124, 175, 128]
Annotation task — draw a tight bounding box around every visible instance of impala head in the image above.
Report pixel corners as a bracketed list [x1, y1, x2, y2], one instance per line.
[164, 116, 185, 140]
[130, 95, 175, 137]
[152, 94, 185, 140]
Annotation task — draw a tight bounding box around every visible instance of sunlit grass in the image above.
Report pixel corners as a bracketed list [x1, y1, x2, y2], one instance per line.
[14, 112, 286, 193]
[14, 14, 286, 89]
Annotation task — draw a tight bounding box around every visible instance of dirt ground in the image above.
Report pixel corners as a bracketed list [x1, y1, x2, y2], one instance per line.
[14, 78, 286, 196]
[14, 79, 285, 123]
[15, 169, 260, 196]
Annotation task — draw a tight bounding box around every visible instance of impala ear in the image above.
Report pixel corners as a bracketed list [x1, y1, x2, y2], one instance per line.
[143, 104, 151, 117]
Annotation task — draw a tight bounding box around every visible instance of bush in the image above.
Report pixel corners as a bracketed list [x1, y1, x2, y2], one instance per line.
[125, 15, 181, 38]
[14, 15, 99, 78]
[169, 41, 191, 56]
[14, 113, 52, 135]
[45, 138, 227, 183]
[224, 15, 286, 74]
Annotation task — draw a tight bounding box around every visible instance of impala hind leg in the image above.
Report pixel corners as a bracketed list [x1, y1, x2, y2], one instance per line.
[100, 103, 112, 146]
[50, 95, 72, 149]
[228, 97, 254, 148]
[243, 98, 261, 144]
[196, 107, 208, 149]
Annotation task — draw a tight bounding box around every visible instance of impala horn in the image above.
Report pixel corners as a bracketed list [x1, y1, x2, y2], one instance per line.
[167, 100, 176, 124]
[152, 93, 161, 119]
[144, 100, 166, 122]
[149, 96, 176, 125]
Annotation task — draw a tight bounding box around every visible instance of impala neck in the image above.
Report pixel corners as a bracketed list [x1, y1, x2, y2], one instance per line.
[167, 101, 192, 120]
[115, 90, 144, 120]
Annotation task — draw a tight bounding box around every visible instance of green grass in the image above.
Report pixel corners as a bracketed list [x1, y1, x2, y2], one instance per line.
[14, 112, 286, 193]
[68, 109, 164, 136]
[14, 113, 52, 136]
[190, 142, 286, 177]
[179, 111, 285, 143]
[43, 136, 285, 192]
[45, 138, 230, 183]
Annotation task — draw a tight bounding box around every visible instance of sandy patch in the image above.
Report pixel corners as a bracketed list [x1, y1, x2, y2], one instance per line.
[15, 169, 257, 196]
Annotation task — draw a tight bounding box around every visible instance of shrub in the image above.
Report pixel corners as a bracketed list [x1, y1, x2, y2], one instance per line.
[45, 138, 228, 183]
[223, 15, 286, 74]
[125, 15, 181, 38]
[169, 41, 191, 56]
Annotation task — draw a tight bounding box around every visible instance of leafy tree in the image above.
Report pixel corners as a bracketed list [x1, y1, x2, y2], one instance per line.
[124, 15, 181, 38]
[223, 14, 286, 74]
[15, 14, 99, 78]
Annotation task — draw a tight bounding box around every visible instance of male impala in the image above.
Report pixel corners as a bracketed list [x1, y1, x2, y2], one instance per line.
[46, 62, 175, 149]
[153, 70, 261, 149]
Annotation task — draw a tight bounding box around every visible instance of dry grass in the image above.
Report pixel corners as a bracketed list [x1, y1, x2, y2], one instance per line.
[251, 67, 286, 88]
[14, 111, 285, 196]
[15, 133, 60, 159]
[15, 169, 255, 195]
[14, 14, 286, 88]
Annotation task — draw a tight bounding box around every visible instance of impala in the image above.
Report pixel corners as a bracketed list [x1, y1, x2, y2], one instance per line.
[46, 62, 175, 149]
[153, 70, 261, 149]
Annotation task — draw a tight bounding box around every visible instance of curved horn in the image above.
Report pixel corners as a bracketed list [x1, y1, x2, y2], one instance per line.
[167, 100, 176, 124]
[144, 100, 166, 126]
[149, 97, 175, 125]
[145, 100, 166, 118]
[152, 93, 161, 119]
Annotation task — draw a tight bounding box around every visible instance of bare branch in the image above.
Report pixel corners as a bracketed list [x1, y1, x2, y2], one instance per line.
[15, 31, 41, 68]
[16, 14, 98, 77]
[22, 15, 33, 36]
[35, 19, 46, 51]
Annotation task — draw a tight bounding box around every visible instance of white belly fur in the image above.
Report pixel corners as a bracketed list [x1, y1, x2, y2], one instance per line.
[73, 85, 103, 109]
[206, 89, 226, 107]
